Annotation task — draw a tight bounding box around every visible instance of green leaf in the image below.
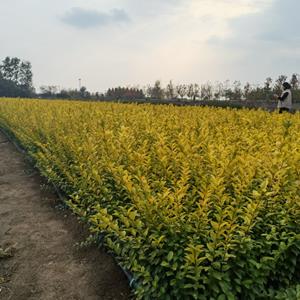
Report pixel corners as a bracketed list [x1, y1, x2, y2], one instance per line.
[161, 261, 169, 267]
[167, 251, 174, 261]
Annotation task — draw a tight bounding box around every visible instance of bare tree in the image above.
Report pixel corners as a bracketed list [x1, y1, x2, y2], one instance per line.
[187, 84, 194, 100]
[213, 82, 224, 100]
[176, 84, 187, 100]
[165, 80, 176, 100]
[187, 84, 200, 101]
[200, 83, 213, 100]
[192, 84, 200, 101]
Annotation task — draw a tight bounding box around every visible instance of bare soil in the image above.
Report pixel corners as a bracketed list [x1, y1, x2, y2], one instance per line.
[0, 132, 131, 300]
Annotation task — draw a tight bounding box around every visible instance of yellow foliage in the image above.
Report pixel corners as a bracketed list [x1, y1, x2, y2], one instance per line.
[1, 98, 300, 299]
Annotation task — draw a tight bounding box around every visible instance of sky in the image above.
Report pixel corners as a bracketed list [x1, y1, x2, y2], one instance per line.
[0, 0, 299, 92]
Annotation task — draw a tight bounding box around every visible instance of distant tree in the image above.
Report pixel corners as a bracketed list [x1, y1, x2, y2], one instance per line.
[290, 73, 299, 89]
[0, 56, 34, 97]
[222, 80, 233, 100]
[193, 84, 200, 101]
[165, 80, 176, 100]
[264, 77, 273, 91]
[0, 57, 33, 89]
[200, 83, 213, 100]
[148, 80, 164, 100]
[187, 84, 194, 100]
[189, 83, 200, 101]
[0, 74, 26, 97]
[248, 86, 263, 101]
[40, 86, 59, 98]
[243, 82, 252, 100]
[185, 84, 200, 101]
[273, 75, 288, 95]
[19, 61, 33, 89]
[176, 84, 187, 100]
[79, 86, 90, 99]
[106, 86, 145, 100]
[263, 77, 273, 100]
[0, 57, 21, 82]
[232, 81, 242, 100]
[142, 86, 150, 98]
[57, 89, 70, 99]
[213, 82, 224, 100]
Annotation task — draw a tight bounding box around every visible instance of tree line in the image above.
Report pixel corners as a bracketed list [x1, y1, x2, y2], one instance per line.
[39, 76, 300, 103]
[1, 56, 299, 102]
[138, 76, 300, 102]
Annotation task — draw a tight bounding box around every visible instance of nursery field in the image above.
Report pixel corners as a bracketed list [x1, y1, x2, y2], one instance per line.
[0, 98, 300, 299]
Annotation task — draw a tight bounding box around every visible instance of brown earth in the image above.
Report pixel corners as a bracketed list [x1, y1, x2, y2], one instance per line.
[0, 132, 131, 300]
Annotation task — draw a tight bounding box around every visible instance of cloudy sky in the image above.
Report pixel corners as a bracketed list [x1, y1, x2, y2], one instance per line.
[1, 0, 299, 92]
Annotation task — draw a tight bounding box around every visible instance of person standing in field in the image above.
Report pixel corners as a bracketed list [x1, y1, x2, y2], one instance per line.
[276, 82, 292, 113]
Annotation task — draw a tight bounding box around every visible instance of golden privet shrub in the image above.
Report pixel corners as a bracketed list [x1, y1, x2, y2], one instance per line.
[1, 98, 300, 299]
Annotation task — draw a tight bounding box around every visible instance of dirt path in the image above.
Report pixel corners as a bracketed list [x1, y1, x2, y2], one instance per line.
[0, 132, 131, 300]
